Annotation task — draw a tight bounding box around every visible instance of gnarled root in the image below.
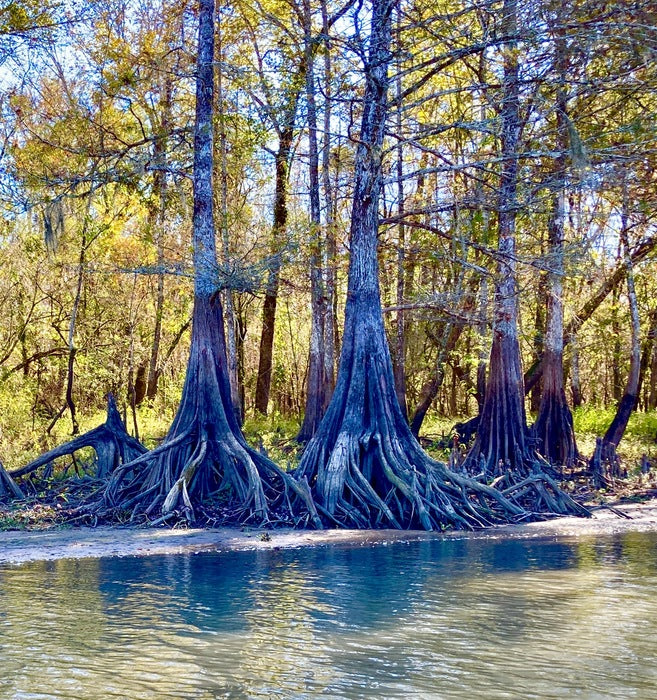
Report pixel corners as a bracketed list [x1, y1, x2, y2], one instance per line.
[297, 352, 588, 531]
[0, 460, 23, 500]
[10, 394, 145, 484]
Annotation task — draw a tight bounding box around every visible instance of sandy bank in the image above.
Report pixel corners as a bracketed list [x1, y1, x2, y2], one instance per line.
[2, 499, 657, 565]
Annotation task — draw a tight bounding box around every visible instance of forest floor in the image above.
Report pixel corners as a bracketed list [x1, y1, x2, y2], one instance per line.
[2, 494, 657, 566]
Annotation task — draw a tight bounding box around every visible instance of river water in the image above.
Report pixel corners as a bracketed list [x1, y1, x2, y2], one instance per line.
[1, 532, 657, 699]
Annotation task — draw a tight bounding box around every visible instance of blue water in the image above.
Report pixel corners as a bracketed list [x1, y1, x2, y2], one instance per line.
[1, 533, 657, 698]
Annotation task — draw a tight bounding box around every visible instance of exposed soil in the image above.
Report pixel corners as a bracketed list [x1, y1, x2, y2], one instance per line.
[2, 498, 657, 565]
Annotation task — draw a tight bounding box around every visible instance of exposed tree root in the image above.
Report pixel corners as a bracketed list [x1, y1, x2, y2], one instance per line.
[0, 460, 23, 500]
[95, 296, 321, 528]
[11, 395, 145, 483]
[589, 437, 626, 490]
[297, 345, 588, 531]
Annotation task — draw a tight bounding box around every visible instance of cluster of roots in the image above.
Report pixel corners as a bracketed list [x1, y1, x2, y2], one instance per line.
[5, 351, 588, 531]
[293, 347, 588, 531]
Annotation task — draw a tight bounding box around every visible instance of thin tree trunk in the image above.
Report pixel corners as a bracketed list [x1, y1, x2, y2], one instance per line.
[591, 184, 641, 484]
[611, 280, 623, 404]
[530, 266, 546, 414]
[476, 276, 489, 412]
[298, 0, 331, 442]
[146, 77, 172, 403]
[48, 202, 91, 436]
[637, 308, 657, 409]
[602, 204, 641, 450]
[217, 12, 242, 423]
[409, 277, 478, 436]
[255, 120, 297, 415]
[570, 331, 583, 408]
[647, 310, 657, 409]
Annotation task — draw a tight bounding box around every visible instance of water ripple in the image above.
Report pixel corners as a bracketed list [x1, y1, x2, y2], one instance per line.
[1, 534, 657, 698]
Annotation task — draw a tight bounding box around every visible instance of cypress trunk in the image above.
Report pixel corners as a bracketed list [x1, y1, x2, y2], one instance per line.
[532, 29, 578, 468]
[295, 0, 584, 529]
[464, 0, 528, 474]
[298, 0, 331, 442]
[99, 0, 318, 526]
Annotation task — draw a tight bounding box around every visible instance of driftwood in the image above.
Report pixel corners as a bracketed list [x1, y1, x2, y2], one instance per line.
[10, 394, 145, 481]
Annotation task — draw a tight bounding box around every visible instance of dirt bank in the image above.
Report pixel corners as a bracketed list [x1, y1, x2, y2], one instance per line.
[1, 500, 656, 565]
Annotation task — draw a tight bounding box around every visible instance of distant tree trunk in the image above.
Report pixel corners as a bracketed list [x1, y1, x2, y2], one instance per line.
[530, 268, 546, 414]
[65, 238, 84, 436]
[408, 276, 478, 436]
[476, 276, 489, 412]
[591, 185, 641, 482]
[298, 0, 331, 443]
[532, 29, 578, 467]
[145, 77, 172, 404]
[465, 0, 528, 474]
[637, 308, 657, 409]
[602, 214, 640, 446]
[570, 331, 583, 408]
[611, 280, 623, 404]
[48, 202, 92, 436]
[646, 310, 657, 410]
[255, 99, 300, 415]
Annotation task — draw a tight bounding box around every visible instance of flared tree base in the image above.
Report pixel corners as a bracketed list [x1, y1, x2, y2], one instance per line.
[12, 394, 145, 483]
[99, 296, 320, 527]
[297, 336, 587, 531]
[533, 389, 578, 469]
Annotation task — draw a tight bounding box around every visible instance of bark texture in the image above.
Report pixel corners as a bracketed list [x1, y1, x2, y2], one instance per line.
[464, 0, 528, 474]
[297, 0, 332, 443]
[295, 0, 585, 530]
[97, 0, 318, 526]
[0, 460, 24, 500]
[532, 33, 578, 468]
[254, 102, 300, 415]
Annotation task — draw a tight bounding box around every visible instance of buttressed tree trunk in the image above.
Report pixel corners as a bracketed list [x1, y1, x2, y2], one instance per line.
[100, 0, 318, 527]
[295, 0, 585, 530]
[533, 26, 578, 467]
[465, 0, 528, 474]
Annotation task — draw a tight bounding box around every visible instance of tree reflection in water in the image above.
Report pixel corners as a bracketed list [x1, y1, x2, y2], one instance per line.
[1, 534, 657, 698]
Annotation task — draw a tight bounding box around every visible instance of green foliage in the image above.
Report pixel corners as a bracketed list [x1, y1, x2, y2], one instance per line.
[241, 414, 303, 470]
[573, 407, 657, 443]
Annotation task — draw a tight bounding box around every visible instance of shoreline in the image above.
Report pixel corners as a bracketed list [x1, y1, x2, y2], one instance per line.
[2, 499, 657, 565]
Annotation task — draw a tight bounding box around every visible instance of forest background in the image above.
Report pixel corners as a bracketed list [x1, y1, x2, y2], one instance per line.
[0, 0, 656, 491]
